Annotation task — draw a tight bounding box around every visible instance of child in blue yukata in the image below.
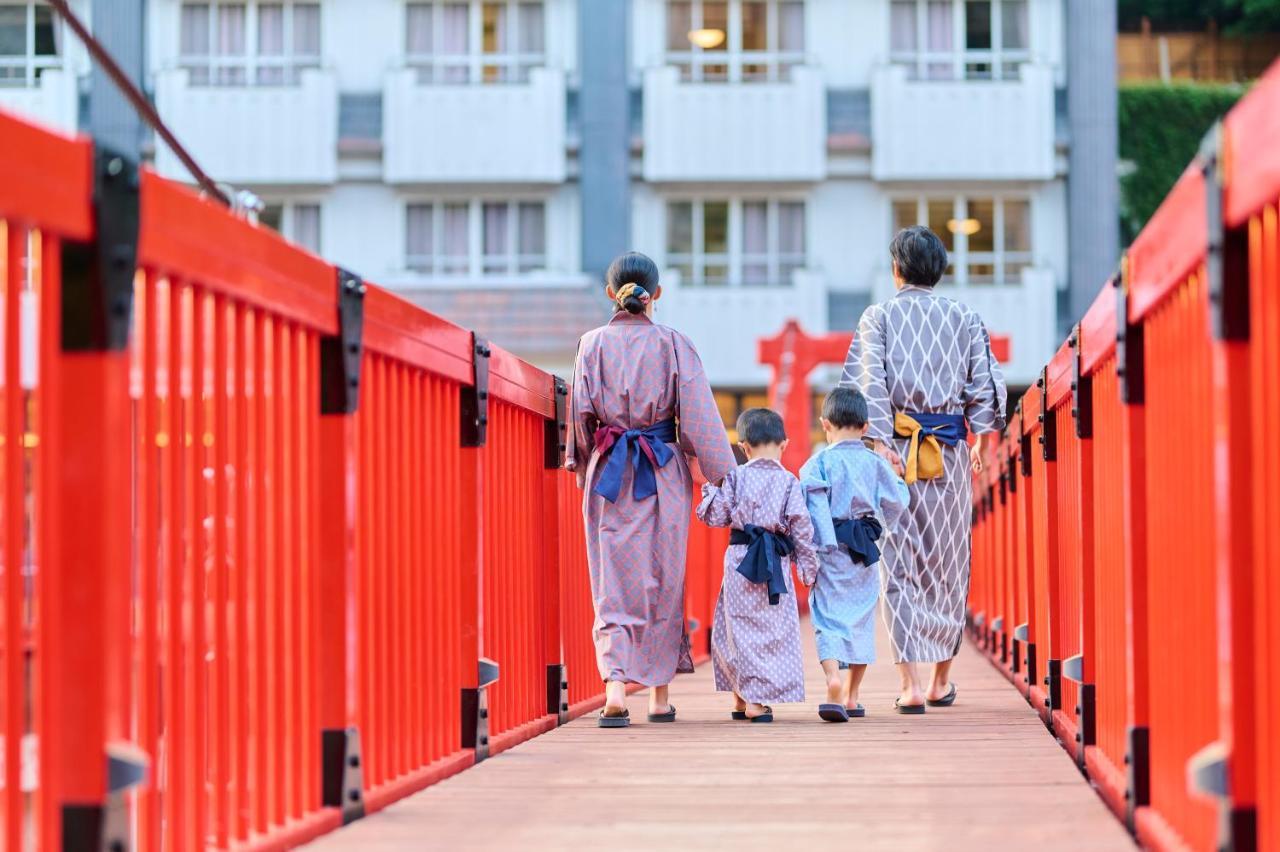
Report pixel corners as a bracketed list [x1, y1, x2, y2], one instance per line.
[800, 388, 910, 722]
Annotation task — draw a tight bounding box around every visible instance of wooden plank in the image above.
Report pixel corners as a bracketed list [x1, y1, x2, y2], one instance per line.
[305, 620, 1135, 851]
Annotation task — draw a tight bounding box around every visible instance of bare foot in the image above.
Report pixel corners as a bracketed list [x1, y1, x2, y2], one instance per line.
[604, 680, 628, 715]
[732, 692, 747, 713]
[845, 690, 861, 711]
[897, 689, 925, 709]
[648, 684, 671, 716]
[825, 674, 843, 705]
[925, 681, 953, 702]
[745, 702, 771, 719]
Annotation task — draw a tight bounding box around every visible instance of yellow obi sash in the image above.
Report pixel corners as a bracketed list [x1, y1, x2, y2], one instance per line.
[893, 411, 968, 485]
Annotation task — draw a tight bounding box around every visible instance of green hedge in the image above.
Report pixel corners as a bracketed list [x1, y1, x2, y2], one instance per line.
[1119, 82, 1246, 240]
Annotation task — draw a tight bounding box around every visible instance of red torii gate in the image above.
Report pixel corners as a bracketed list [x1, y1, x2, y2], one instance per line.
[759, 320, 1011, 472]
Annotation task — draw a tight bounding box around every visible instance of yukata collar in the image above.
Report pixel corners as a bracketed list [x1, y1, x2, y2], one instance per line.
[894, 285, 937, 299]
[742, 457, 784, 469]
[827, 438, 869, 452]
[608, 311, 653, 326]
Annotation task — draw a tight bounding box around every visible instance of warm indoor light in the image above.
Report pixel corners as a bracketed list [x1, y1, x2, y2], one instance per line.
[947, 217, 982, 236]
[688, 28, 727, 49]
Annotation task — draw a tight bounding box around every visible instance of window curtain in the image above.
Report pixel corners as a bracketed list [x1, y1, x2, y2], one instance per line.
[779, 1, 804, 51]
[216, 4, 247, 85]
[517, 202, 545, 271]
[778, 202, 805, 254]
[441, 2, 469, 82]
[890, 1, 916, 52]
[293, 4, 321, 58]
[406, 204, 433, 270]
[406, 3, 433, 54]
[517, 2, 544, 53]
[666, 1, 691, 51]
[926, 0, 953, 79]
[441, 203, 470, 272]
[482, 202, 509, 271]
[256, 4, 284, 83]
[1001, 0, 1028, 48]
[292, 204, 322, 254]
[179, 4, 211, 83]
[742, 202, 768, 286]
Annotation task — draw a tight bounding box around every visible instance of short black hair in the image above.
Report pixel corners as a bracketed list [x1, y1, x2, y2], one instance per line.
[822, 387, 868, 430]
[606, 251, 660, 314]
[736, 407, 786, 447]
[889, 225, 949, 288]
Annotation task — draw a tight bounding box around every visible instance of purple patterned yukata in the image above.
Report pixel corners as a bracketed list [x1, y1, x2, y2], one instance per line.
[697, 459, 819, 704]
[568, 312, 736, 686]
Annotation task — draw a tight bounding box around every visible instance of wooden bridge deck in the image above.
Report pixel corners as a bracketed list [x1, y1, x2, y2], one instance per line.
[306, 621, 1134, 851]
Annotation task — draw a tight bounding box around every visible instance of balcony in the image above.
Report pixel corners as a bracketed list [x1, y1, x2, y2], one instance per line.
[153, 68, 338, 185]
[870, 267, 1057, 386]
[659, 268, 827, 387]
[642, 65, 826, 183]
[870, 64, 1054, 181]
[0, 69, 77, 133]
[382, 67, 567, 184]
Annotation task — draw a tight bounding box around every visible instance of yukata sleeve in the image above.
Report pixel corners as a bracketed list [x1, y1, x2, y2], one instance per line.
[874, 454, 911, 529]
[798, 454, 837, 553]
[672, 331, 736, 485]
[696, 470, 736, 528]
[567, 340, 597, 488]
[840, 305, 893, 443]
[784, 477, 821, 587]
[962, 309, 1008, 435]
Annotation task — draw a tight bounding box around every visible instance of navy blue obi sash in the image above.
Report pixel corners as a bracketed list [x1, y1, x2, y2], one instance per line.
[729, 525, 794, 606]
[833, 515, 884, 567]
[592, 418, 677, 503]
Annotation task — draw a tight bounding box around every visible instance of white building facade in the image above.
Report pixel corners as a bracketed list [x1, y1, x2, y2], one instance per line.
[0, 0, 1072, 393]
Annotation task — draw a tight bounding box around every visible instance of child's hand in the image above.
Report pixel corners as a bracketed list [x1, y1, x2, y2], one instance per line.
[876, 444, 905, 477]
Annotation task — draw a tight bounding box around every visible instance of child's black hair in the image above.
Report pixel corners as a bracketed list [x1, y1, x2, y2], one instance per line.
[606, 251, 660, 314]
[821, 387, 869, 430]
[736, 407, 787, 446]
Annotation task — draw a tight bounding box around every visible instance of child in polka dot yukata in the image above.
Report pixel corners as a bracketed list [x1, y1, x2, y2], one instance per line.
[800, 387, 910, 722]
[696, 408, 820, 723]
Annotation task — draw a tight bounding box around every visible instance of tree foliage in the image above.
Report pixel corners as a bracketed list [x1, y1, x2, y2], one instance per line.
[1118, 0, 1280, 32]
[1118, 82, 1246, 240]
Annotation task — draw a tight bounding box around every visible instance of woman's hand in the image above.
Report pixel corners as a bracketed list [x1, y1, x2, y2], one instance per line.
[871, 439, 905, 477]
[970, 443, 984, 474]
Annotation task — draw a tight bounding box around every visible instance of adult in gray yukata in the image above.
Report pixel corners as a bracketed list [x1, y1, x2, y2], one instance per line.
[568, 253, 736, 724]
[841, 226, 1007, 710]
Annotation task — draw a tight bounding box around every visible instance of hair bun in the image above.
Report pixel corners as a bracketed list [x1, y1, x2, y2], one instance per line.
[605, 252, 660, 314]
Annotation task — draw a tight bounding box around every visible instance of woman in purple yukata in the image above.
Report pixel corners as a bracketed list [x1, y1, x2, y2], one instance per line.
[697, 408, 819, 723]
[567, 252, 736, 728]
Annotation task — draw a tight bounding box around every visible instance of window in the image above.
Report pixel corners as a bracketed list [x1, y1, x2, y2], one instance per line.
[892, 195, 1030, 285]
[179, 1, 321, 86]
[405, 0, 544, 84]
[889, 0, 1028, 81]
[0, 1, 60, 88]
[259, 201, 323, 253]
[665, 0, 804, 83]
[668, 199, 805, 287]
[406, 200, 546, 276]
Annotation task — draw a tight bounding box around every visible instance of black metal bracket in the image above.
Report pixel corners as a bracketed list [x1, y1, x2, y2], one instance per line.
[460, 335, 492, 448]
[1125, 725, 1151, 827]
[1024, 640, 1037, 688]
[462, 658, 501, 761]
[546, 663, 569, 724]
[1038, 368, 1057, 462]
[1071, 328, 1094, 439]
[1223, 807, 1258, 852]
[1046, 657, 1061, 711]
[544, 376, 569, 469]
[998, 461, 1008, 504]
[320, 268, 366, 415]
[60, 145, 140, 352]
[62, 805, 104, 852]
[322, 726, 365, 824]
[1006, 453, 1018, 494]
[1115, 266, 1146, 405]
[1201, 122, 1250, 343]
[1019, 431, 1032, 478]
[1078, 683, 1097, 756]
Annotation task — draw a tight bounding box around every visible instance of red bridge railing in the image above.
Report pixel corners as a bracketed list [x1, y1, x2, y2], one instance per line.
[969, 61, 1280, 852]
[0, 108, 727, 851]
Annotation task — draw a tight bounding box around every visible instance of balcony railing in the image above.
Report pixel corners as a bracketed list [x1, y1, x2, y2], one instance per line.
[870, 62, 1055, 181]
[870, 267, 1057, 386]
[659, 267, 827, 386]
[153, 66, 338, 185]
[383, 66, 567, 184]
[0, 68, 76, 132]
[642, 64, 826, 182]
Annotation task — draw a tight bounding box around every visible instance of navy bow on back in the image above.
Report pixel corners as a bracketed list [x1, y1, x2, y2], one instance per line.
[729, 524, 795, 606]
[592, 419, 677, 503]
[833, 515, 884, 567]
